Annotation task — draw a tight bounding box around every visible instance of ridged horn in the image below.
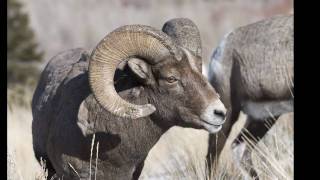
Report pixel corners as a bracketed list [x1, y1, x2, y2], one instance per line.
[89, 25, 181, 119]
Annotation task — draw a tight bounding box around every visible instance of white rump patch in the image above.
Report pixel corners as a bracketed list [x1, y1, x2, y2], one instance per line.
[211, 31, 232, 62]
[207, 31, 232, 81]
[208, 60, 223, 83]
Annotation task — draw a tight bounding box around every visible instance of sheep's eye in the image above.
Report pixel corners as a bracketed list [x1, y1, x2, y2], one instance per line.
[166, 76, 177, 83]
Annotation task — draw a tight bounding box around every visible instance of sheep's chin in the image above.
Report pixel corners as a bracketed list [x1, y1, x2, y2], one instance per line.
[177, 106, 222, 133]
[201, 121, 222, 134]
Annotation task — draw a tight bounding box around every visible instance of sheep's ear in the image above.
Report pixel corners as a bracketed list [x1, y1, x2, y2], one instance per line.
[128, 58, 150, 81]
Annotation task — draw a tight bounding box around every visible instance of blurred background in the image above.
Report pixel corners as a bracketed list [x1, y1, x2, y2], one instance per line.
[7, 0, 293, 179]
[8, 0, 293, 104]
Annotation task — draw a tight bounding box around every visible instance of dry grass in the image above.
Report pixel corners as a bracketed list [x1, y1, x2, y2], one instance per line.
[7, 102, 47, 180]
[7, 88, 293, 180]
[140, 113, 293, 180]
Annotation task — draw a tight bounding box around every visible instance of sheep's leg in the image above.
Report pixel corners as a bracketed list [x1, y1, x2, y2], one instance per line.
[232, 116, 277, 180]
[206, 107, 241, 174]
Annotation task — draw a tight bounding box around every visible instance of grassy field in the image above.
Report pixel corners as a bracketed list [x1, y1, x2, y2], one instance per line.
[140, 112, 293, 180]
[7, 103, 46, 180]
[8, 0, 293, 179]
[7, 87, 293, 180]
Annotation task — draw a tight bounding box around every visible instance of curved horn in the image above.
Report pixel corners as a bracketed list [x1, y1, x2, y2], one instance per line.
[89, 25, 181, 119]
[162, 18, 202, 72]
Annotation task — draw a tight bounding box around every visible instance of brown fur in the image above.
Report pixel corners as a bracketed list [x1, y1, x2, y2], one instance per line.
[32, 46, 222, 179]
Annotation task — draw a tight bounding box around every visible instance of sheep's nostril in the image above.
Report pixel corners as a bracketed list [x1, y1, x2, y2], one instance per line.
[214, 109, 226, 119]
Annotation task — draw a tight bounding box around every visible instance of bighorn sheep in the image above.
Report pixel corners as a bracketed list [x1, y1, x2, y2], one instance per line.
[32, 18, 227, 180]
[206, 15, 293, 179]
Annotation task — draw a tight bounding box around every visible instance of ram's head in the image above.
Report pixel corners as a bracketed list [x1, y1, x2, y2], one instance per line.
[89, 23, 226, 133]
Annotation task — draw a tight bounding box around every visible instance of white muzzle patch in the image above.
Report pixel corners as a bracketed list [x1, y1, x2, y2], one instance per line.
[200, 99, 227, 134]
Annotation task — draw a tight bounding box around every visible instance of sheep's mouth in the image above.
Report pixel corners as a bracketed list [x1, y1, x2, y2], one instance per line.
[177, 106, 223, 133]
[199, 118, 223, 133]
[200, 119, 223, 128]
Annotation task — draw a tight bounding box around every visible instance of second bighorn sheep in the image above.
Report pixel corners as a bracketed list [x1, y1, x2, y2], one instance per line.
[206, 15, 293, 179]
[32, 18, 226, 180]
